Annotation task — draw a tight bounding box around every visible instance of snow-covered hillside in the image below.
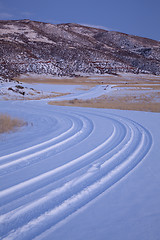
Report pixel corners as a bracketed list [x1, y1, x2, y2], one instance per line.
[1, 19, 160, 79]
[0, 99, 160, 240]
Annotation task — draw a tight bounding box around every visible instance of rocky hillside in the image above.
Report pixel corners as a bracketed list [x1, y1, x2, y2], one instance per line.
[0, 19, 160, 79]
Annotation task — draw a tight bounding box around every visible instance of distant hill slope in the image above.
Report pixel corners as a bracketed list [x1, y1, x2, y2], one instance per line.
[0, 19, 160, 79]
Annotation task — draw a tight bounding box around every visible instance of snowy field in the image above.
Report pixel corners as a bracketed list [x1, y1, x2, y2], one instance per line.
[0, 99, 160, 240]
[0, 80, 110, 100]
[0, 77, 160, 240]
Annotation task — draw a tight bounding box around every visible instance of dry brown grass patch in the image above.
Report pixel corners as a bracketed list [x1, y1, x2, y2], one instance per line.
[112, 84, 160, 90]
[49, 94, 160, 112]
[0, 114, 26, 134]
[15, 74, 160, 88]
[14, 76, 97, 86]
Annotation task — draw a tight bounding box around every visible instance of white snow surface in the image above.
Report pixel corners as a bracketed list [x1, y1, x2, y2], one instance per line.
[0, 80, 113, 100]
[0, 85, 160, 239]
[45, 84, 112, 101]
[0, 24, 53, 44]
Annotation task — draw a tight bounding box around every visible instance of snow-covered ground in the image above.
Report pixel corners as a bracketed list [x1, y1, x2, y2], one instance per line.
[0, 80, 112, 100]
[0, 98, 160, 240]
[1, 74, 160, 103]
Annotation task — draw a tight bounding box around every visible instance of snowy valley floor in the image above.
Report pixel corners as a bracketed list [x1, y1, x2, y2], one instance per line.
[1, 73, 160, 112]
[0, 74, 160, 240]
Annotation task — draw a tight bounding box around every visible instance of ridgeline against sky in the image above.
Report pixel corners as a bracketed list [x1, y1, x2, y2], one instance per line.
[0, 0, 159, 41]
[0, 19, 160, 79]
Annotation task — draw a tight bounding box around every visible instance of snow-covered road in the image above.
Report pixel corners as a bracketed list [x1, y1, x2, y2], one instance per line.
[0, 100, 160, 240]
[0, 80, 113, 100]
[46, 85, 112, 101]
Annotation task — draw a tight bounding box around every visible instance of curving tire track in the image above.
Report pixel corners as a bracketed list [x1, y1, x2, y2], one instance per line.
[0, 113, 94, 175]
[0, 104, 152, 240]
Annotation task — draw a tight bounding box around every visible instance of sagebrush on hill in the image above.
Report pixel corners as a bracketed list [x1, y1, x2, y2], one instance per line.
[0, 20, 160, 79]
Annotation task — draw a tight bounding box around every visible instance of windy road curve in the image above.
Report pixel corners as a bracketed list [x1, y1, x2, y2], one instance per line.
[0, 102, 152, 240]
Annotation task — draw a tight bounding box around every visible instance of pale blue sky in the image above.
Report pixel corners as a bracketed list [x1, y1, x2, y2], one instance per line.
[0, 0, 159, 41]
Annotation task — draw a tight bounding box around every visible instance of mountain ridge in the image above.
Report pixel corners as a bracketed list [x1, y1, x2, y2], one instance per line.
[0, 19, 160, 79]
